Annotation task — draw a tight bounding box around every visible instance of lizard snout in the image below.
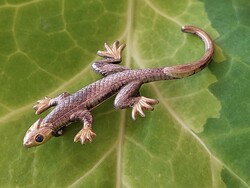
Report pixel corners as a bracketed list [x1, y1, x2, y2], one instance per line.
[23, 119, 53, 148]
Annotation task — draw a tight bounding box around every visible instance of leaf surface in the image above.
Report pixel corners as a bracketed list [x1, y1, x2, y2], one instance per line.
[0, 0, 249, 187]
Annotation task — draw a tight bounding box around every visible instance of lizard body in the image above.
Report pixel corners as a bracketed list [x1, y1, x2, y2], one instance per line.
[23, 26, 214, 147]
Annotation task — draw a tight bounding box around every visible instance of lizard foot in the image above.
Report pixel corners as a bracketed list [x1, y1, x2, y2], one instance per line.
[74, 127, 96, 144]
[33, 97, 52, 115]
[97, 41, 126, 60]
[132, 96, 159, 120]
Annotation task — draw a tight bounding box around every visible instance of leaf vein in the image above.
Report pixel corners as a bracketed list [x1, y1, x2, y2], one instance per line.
[67, 144, 116, 188]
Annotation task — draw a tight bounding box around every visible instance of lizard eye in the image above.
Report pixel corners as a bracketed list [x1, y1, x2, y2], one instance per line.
[35, 134, 44, 143]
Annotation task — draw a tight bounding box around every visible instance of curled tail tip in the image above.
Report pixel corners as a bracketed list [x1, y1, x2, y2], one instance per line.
[181, 25, 201, 34]
[181, 25, 187, 32]
[181, 25, 192, 33]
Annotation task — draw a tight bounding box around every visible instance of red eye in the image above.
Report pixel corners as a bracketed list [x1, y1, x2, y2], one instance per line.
[35, 134, 44, 143]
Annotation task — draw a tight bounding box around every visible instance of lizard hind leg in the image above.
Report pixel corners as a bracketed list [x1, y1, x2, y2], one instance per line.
[92, 62, 129, 76]
[131, 96, 159, 120]
[114, 82, 159, 120]
[92, 41, 128, 76]
[97, 41, 126, 61]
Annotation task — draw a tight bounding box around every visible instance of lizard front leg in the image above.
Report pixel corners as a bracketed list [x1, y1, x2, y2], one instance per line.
[114, 82, 159, 120]
[70, 110, 96, 144]
[33, 92, 71, 115]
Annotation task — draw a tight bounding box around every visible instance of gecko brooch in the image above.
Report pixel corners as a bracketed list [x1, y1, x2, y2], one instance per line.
[23, 25, 214, 147]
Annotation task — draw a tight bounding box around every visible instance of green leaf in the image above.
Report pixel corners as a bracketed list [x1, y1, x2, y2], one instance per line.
[0, 0, 249, 187]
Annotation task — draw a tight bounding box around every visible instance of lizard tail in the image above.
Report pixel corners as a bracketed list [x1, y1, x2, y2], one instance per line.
[163, 25, 214, 78]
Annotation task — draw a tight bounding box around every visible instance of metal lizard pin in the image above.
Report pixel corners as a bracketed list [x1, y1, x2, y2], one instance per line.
[23, 25, 214, 148]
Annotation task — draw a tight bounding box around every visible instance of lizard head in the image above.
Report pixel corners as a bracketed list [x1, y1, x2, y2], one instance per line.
[23, 119, 53, 148]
